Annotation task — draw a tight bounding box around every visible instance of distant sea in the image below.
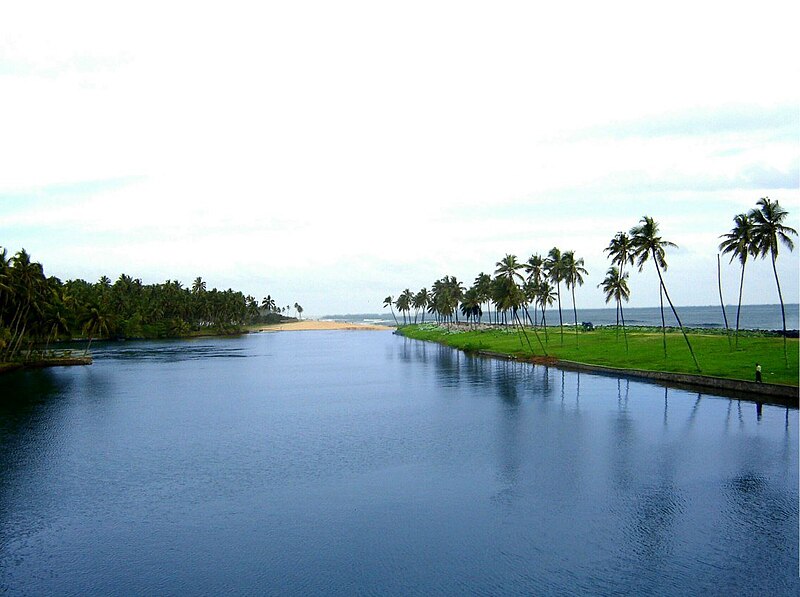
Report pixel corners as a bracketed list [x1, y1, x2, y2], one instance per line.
[323, 304, 800, 331]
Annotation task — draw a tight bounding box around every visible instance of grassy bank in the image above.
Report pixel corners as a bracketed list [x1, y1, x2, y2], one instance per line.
[398, 324, 799, 387]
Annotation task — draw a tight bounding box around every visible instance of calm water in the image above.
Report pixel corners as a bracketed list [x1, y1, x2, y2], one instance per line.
[1, 332, 797, 595]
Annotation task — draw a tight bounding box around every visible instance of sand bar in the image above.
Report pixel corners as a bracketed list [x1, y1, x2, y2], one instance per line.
[258, 320, 395, 332]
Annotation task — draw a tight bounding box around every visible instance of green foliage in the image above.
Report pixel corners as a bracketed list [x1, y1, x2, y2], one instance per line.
[0, 245, 299, 361]
[398, 324, 799, 386]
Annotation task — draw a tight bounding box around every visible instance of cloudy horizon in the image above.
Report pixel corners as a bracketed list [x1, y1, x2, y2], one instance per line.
[2, 1, 798, 316]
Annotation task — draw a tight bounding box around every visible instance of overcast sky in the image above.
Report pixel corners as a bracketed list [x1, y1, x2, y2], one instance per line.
[1, 1, 798, 316]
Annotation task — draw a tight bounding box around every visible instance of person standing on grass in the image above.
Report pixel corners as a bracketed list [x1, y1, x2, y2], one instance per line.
[755, 363, 762, 383]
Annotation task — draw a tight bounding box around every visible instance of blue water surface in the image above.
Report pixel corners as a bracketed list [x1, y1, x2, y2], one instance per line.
[1, 331, 797, 595]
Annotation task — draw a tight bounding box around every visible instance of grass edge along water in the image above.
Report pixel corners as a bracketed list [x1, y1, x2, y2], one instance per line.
[397, 323, 799, 388]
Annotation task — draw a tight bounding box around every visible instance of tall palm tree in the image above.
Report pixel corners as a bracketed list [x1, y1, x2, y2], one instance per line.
[544, 248, 565, 344]
[599, 266, 630, 351]
[524, 253, 545, 325]
[412, 288, 429, 324]
[473, 273, 492, 324]
[604, 232, 635, 277]
[383, 296, 399, 326]
[719, 213, 756, 348]
[192, 276, 207, 294]
[562, 250, 588, 344]
[495, 254, 525, 284]
[748, 197, 797, 364]
[395, 290, 413, 325]
[630, 216, 700, 371]
[536, 279, 556, 342]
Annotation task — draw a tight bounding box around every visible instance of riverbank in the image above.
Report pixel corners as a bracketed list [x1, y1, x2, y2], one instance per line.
[0, 354, 93, 375]
[397, 323, 799, 402]
[257, 320, 395, 332]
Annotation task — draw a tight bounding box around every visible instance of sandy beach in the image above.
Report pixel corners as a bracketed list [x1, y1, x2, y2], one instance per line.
[258, 320, 395, 332]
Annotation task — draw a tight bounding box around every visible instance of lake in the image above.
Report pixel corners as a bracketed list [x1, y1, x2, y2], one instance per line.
[1, 331, 797, 595]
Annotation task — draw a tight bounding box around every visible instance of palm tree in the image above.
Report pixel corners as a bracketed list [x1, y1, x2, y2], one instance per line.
[535, 279, 556, 342]
[261, 295, 277, 313]
[748, 197, 797, 364]
[562, 250, 588, 344]
[599, 266, 630, 351]
[630, 215, 700, 371]
[395, 290, 413, 325]
[719, 213, 756, 348]
[383, 295, 399, 326]
[544, 248, 566, 344]
[524, 253, 545, 325]
[473, 273, 492, 324]
[412, 288, 429, 323]
[192, 276, 207, 294]
[82, 305, 113, 354]
[604, 232, 635, 277]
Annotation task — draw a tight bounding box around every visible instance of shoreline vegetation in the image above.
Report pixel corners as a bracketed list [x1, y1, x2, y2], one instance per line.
[385, 202, 798, 399]
[0, 244, 309, 372]
[396, 322, 799, 399]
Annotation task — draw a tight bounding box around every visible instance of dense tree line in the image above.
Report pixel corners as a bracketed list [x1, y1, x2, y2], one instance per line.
[0, 249, 297, 362]
[387, 199, 797, 371]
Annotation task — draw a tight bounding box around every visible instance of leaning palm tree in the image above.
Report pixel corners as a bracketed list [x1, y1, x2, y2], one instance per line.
[748, 197, 798, 365]
[719, 213, 757, 348]
[562, 250, 588, 345]
[536, 279, 556, 342]
[598, 266, 630, 351]
[544, 248, 565, 344]
[383, 296, 399, 326]
[630, 216, 700, 371]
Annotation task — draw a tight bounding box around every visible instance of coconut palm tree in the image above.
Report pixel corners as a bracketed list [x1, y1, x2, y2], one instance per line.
[599, 266, 630, 351]
[412, 288, 429, 324]
[395, 290, 413, 325]
[719, 213, 757, 348]
[748, 197, 797, 365]
[383, 295, 399, 326]
[562, 250, 588, 344]
[604, 232, 635, 277]
[473, 272, 492, 324]
[536, 279, 556, 342]
[544, 248, 566, 344]
[630, 215, 700, 371]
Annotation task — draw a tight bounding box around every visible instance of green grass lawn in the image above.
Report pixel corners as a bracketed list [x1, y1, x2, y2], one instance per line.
[398, 324, 799, 386]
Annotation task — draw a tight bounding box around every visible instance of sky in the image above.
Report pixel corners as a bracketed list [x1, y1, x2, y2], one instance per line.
[1, 1, 798, 316]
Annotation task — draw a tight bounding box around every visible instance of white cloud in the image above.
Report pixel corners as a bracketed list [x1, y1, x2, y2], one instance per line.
[1, 1, 798, 314]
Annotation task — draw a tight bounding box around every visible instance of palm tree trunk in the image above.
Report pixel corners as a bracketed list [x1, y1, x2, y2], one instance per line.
[571, 285, 579, 345]
[654, 258, 701, 372]
[716, 254, 732, 350]
[541, 304, 548, 342]
[620, 299, 628, 352]
[770, 252, 788, 366]
[735, 262, 746, 348]
[659, 285, 667, 357]
[556, 283, 564, 345]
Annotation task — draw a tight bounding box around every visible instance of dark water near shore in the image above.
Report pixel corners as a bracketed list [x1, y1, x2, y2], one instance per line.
[329, 303, 800, 330]
[1, 332, 797, 595]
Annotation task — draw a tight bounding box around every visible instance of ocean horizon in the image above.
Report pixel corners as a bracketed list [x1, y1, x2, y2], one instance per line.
[322, 303, 800, 331]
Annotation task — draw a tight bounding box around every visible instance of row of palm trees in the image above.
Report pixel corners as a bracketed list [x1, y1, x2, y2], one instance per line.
[386, 198, 797, 371]
[0, 248, 297, 362]
[260, 294, 303, 319]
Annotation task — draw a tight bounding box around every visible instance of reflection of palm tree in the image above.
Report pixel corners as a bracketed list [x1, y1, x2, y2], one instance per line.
[599, 266, 630, 351]
[631, 216, 700, 371]
[719, 213, 756, 348]
[749, 197, 797, 365]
